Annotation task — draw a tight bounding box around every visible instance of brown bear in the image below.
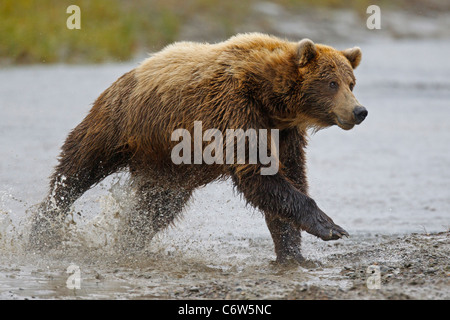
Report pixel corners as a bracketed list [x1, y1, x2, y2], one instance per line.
[29, 33, 367, 264]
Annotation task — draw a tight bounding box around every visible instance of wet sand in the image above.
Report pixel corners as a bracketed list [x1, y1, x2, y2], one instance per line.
[1, 231, 448, 300]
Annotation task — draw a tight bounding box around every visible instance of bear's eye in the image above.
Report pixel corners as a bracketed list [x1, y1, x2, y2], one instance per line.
[329, 81, 338, 89]
[349, 83, 354, 91]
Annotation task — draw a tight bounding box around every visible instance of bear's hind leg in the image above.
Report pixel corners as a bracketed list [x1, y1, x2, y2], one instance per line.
[120, 179, 193, 253]
[29, 142, 127, 250]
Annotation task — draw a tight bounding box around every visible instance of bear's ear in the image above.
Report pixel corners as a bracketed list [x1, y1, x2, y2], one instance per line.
[342, 47, 362, 69]
[296, 39, 317, 67]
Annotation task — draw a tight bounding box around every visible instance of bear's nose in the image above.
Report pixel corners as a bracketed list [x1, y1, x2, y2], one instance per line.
[353, 106, 368, 124]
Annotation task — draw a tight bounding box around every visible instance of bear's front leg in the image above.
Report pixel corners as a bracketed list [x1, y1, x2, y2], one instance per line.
[265, 215, 304, 264]
[265, 128, 308, 264]
[232, 172, 348, 259]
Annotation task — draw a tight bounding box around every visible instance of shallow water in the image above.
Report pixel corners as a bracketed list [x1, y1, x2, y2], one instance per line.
[0, 39, 449, 299]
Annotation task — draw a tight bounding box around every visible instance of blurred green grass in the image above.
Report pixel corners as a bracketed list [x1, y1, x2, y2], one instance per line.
[0, 0, 435, 64]
[0, 0, 254, 64]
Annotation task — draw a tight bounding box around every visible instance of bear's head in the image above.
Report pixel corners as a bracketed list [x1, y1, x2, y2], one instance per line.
[270, 39, 367, 131]
[297, 39, 367, 130]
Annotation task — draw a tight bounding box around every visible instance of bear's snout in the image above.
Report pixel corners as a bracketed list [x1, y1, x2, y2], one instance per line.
[353, 106, 368, 124]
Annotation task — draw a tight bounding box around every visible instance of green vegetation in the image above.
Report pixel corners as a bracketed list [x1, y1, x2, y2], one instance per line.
[0, 0, 253, 64]
[0, 0, 433, 64]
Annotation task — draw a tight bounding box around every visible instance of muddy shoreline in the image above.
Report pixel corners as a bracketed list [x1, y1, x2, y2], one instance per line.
[1, 231, 448, 300]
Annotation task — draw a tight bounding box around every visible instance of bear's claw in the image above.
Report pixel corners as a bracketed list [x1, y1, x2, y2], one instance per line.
[317, 225, 349, 241]
[303, 208, 349, 241]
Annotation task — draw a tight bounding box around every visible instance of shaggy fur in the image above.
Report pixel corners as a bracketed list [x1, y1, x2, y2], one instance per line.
[29, 33, 366, 264]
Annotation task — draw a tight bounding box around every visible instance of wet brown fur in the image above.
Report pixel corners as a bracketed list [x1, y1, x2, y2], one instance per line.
[30, 33, 363, 263]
